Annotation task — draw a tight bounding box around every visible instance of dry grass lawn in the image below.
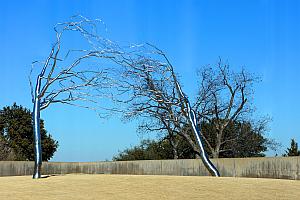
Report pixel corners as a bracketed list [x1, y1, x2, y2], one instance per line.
[0, 174, 299, 200]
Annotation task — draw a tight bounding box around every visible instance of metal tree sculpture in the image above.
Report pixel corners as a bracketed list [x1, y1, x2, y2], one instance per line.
[30, 15, 220, 178]
[155, 48, 220, 177]
[29, 16, 112, 179]
[110, 44, 220, 176]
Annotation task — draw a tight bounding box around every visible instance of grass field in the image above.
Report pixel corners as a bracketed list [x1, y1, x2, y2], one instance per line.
[0, 174, 299, 200]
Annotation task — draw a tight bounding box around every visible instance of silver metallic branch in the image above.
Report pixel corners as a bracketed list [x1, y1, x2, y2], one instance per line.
[29, 15, 223, 178]
[109, 43, 220, 176]
[29, 16, 113, 179]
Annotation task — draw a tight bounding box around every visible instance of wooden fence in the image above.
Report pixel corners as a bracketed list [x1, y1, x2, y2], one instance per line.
[0, 157, 299, 180]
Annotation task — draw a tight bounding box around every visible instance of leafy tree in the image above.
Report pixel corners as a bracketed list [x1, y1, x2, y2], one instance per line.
[171, 120, 272, 159]
[0, 103, 58, 161]
[113, 139, 172, 161]
[113, 120, 272, 160]
[200, 120, 269, 158]
[283, 139, 300, 157]
[113, 138, 197, 161]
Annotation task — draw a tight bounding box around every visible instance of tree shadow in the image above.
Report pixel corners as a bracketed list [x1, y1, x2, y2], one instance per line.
[41, 174, 65, 179]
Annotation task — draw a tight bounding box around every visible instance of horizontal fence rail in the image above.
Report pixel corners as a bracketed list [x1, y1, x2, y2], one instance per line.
[0, 157, 299, 180]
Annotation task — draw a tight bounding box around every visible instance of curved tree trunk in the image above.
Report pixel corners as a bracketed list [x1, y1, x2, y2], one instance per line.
[32, 76, 42, 179]
[32, 99, 42, 179]
[173, 81, 220, 177]
[188, 110, 220, 177]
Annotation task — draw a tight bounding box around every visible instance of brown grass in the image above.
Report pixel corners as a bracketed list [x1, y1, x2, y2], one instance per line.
[0, 174, 299, 200]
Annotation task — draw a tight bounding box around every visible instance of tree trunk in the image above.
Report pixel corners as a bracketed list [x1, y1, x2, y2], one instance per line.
[32, 75, 43, 179]
[188, 110, 220, 177]
[170, 138, 179, 159]
[195, 154, 201, 159]
[32, 98, 42, 179]
[192, 127, 220, 176]
[173, 148, 178, 159]
[211, 151, 219, 158]
[212, 129, 223, 158]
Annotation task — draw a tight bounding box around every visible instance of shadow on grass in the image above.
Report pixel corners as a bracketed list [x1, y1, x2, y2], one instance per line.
[41, 174, 65, 179]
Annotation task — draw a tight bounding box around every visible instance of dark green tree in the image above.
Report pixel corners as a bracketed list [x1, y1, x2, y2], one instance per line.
[113, 139, 173, 161]
[0, 103, 58, 161]
[283, 139, 300, 157]
[113, 120, 273, 161]
[200, 120, 269, 158]
[113, 138, 199, 161]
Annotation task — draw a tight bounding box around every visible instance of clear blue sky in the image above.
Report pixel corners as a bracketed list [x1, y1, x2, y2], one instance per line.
[1, 0, 299, 161]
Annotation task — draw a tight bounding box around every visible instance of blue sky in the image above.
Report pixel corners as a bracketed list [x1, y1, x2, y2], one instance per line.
[1, 0, 299, 161]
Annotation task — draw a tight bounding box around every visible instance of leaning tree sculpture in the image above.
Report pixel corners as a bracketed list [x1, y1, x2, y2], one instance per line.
[29, 16, 114, 179]
[30, 16, 219, 178]
[164, 56, 220, 177]
[107, 44, 220, 176]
